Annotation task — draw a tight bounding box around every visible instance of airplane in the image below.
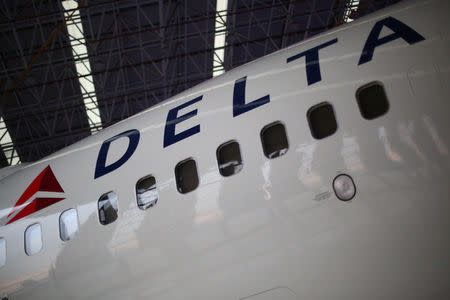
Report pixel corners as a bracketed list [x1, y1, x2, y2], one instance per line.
[0, 0, 449, 299]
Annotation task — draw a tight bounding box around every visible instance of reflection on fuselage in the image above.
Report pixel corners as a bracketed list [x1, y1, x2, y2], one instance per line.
[379, 126, 403, 163]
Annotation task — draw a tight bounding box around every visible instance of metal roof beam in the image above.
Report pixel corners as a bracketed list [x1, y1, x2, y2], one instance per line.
[344, 0, 360, 23]
[213, 0, 228, 77]
[62, 0, 102, 134]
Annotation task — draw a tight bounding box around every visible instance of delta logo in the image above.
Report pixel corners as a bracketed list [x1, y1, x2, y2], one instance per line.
[6, 165, 65, 225]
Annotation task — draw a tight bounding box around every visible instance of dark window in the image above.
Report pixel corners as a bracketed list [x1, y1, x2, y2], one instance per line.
[217, 141, 243, 176]
[307, 102, 337, 139]
[136, 175, 158, 210]
[98, 191, 118, 225]
[356, 82, 389, 119]
[261, 122, 289, 159]
[175, 159, 199, 194]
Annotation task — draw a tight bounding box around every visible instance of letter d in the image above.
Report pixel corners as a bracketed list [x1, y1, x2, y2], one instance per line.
[94, 129, 140, 179]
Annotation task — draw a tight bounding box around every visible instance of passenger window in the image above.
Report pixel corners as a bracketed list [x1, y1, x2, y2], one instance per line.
[98, 191, 118, 225]
[0, 238, 5, 268]
[261, 122, 289, 159]
[217, 141, 243, 177]
[356, 82, 389, 119]
[175, 158, 199, 194]
[25, 223, 42, 256]
[59, 209, 79, 241]
[307, 102, 337, 139]
[136, 175, 158, 210]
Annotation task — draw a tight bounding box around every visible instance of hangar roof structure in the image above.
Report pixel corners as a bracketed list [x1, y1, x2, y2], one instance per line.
[0, 0, 400, 168]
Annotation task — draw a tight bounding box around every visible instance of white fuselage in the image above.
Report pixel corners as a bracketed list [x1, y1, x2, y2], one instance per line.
[1, 0, 449, 299]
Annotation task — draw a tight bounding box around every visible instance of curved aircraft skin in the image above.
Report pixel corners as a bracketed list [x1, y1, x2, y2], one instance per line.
[1, 0, 449, 299]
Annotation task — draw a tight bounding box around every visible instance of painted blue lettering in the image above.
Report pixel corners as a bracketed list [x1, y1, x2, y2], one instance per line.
[233, 76, 270, 117]
[287, 38, 338, 86]
[94, 129, 140, 179]
[358, 17, 425, 65]
[163, 96, 203, 148]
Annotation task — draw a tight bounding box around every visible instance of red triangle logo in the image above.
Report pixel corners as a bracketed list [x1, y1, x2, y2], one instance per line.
[6, 166, 65, 225]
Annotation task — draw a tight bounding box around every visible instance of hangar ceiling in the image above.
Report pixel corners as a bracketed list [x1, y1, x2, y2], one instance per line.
[0, 0, 400, 168]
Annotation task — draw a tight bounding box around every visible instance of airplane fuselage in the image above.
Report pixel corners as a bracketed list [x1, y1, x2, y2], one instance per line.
[1, 0, 449, 299]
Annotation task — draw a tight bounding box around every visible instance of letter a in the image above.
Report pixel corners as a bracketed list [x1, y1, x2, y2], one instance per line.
[359, 17, 425, 65]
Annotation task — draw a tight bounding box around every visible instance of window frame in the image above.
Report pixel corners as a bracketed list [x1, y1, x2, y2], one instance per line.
[24, 223, 43, 256]
[136, 175, 158, 210]
[216, 140, 244, 177]
[98, 191, 119, 225]
[260, 121, 289, 159]
[59, 208, 79, 242]
[0, 237, 5, 268]
[175, 158, 199, 194]
[306, 101, 338, 140]
[355, 81, 389, 120]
